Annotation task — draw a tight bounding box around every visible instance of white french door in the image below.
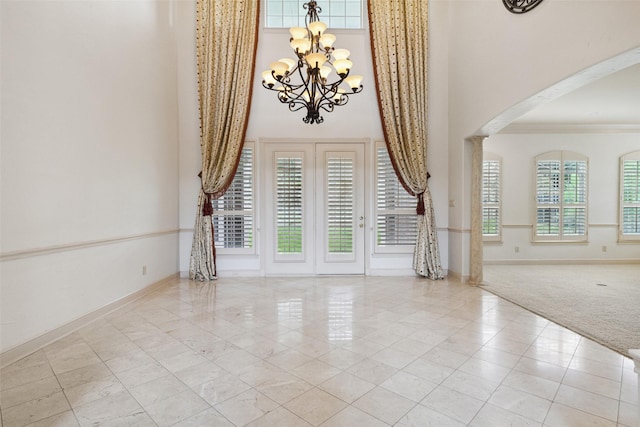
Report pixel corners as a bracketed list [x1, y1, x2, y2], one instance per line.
[263, 142, 366, 275]
[315, 144, 365, 274]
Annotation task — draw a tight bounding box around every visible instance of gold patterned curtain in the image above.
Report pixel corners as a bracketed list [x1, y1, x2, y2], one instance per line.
[189, 0, 260, 280]
[368, 0, 444, 279]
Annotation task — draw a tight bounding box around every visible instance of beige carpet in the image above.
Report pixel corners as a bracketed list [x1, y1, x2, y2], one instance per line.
[481, 264, 640, 358]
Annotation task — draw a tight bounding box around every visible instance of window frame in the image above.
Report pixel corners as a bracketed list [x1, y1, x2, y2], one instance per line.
[373, 141, 417, 254]
[619, 150, 640, 243]
[533, 150, 588, 243]
[212, 141, 256, 255]
[264, 0, 365, 30]
[482, 152, 502, 243]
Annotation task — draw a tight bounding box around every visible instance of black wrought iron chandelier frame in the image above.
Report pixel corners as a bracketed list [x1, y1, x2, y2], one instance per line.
[261, 1, 363, 124]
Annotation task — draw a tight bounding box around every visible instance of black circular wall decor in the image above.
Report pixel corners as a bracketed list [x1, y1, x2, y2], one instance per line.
[503, 0, 544, 13]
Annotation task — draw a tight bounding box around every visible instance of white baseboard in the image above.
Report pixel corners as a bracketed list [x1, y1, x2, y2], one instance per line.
[184, 270, 440, 278]
[367, 268, 417, 276]
[447, 270, 469, 283]
[180, 270, 265, 278]
[0, 273, 179, 369]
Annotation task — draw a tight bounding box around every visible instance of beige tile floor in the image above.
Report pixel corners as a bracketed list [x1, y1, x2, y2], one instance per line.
[0, 275, 637, 426]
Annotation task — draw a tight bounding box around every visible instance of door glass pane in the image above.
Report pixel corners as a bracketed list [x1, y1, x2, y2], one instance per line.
[276, 156, 303, 254]
[326, 156, 354, 253]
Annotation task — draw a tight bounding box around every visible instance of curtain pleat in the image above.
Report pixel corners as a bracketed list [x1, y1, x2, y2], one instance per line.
[368, 0, 444, 279]
[189, 0, 260, 280]
[190, 190, 217, 281]
[414, 188, 444, 278]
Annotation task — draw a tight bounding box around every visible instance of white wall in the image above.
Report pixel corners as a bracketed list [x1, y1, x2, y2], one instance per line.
[177, 0, 451, 276]
[446, 0, 640, 277]
[176, 0, 201, 276]
[1, 1, 180, 353]
[484, 132, 640, 262]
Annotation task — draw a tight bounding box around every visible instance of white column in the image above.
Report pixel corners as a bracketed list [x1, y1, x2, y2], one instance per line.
[630, 349, 640, 427]
[468, 135, 487, 285]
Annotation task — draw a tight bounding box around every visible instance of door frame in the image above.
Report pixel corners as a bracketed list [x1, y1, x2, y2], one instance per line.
[259, 138, 371, 276]
[315, 143, 366, 275]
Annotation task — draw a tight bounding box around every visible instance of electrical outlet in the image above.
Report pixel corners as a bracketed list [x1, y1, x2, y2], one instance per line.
[602, 245, 607, 252]
[142, 265, 147, 275]
[514, 246, 520, 253]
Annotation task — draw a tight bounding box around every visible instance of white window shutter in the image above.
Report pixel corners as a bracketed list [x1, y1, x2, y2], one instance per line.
[212, 145, 254, 250]
[375, 144, 417, 249]
[621, 154, 640, 238]
[276, 156, 304, 254]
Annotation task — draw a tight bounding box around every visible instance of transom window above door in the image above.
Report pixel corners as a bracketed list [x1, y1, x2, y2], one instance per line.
[265, 0, 364, 29]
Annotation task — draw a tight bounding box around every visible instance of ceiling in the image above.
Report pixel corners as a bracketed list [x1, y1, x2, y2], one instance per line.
[500, 63, 640, 132]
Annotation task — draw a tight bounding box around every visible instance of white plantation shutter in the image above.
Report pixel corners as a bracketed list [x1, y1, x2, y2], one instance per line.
[265, 0, 363, 29]
[276, 154, 304, 255]
[535, 151, 587, 241]
[375, 143, 416, 250]
[536, 160, 561, 236]
[327, 156, 354, 253]
[482, 155, 501, 241]
[620, 152, 640, 240]
[562, 160, 587, 236]
[212, 144, 254, 251]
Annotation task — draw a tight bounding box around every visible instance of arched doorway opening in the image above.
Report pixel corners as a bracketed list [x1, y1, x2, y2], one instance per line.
[469, 46, 640, 283]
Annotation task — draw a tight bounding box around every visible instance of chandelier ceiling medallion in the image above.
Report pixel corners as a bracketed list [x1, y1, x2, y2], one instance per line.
[261, 1, 363, 124]
[502, 0, 544, 13]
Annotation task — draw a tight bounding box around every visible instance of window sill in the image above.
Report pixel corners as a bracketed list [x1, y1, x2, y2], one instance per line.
[617, 238, 640, 244]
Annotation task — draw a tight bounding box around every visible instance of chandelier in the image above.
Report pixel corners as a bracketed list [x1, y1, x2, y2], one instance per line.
[261, 1, 363, 124]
